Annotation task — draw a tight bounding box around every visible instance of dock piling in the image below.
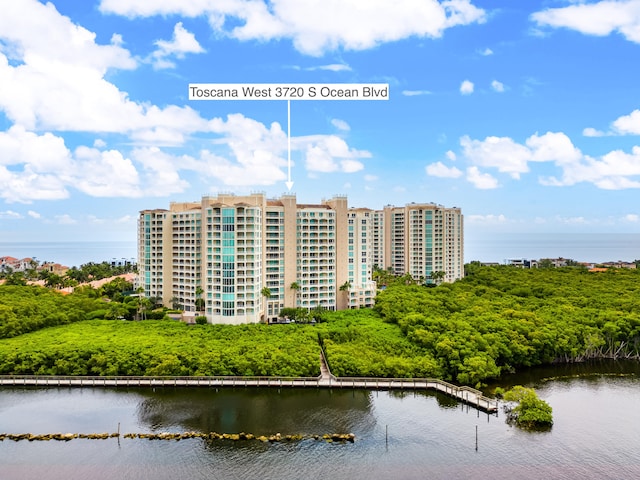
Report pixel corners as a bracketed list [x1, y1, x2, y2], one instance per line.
[475, 425, 478, 451]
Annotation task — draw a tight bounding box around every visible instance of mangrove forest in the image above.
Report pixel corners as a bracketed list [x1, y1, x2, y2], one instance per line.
[0, 266, 639, 386]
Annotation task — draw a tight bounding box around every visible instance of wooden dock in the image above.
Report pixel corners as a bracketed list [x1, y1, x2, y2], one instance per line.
[0, 374, 498, 414]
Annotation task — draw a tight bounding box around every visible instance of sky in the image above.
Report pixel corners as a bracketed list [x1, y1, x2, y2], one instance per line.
[1, 0, 640, 263]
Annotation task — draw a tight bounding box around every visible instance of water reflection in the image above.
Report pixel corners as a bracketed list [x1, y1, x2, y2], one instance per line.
[1, 369, 639, 480]
[134, 387, 376, 436]
[486, 359, 640, 391]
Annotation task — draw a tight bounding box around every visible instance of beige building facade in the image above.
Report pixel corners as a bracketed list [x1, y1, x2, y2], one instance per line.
[380, 202, 464, 283]
[138, 194, 463, 324]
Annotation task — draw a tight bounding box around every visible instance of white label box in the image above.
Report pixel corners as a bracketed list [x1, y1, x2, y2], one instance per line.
[188, 83, 389, 100]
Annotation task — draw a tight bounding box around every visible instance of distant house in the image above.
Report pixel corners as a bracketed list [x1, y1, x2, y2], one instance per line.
[0, 256, 19, 272]
[0, 256, 34, 272]
[39, 262, 69, 276]
[506, 259, 533, 268]
[601, 261, 636, 269]
[545, 257, 569, 268]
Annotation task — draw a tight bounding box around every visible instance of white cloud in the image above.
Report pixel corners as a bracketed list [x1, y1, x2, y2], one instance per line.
[111, 33, 124, 46]
[150, 22, 205, 69]
[130, 147, 195, 194]
[55, 214, 77, 225]
[340, 159, 364, 173]
[364, 174, 378, 181]
[583, 127, 605, 137]
[555, 215, 589, 225]
[0, 126, 72, 203]
[426, 161, 463, 178]
[0, 125, 73, 173]
[460, 80, 474, 95]
[466, 166, 499, 189]
[129, 105, 209, 145]
[301, 135, 369, 173]
[446, 150, 457, 161]
[584, 109, 640, 137]
[461, 131, 582, 182]
[532, 0, 640, 44]
[461, 130, 640, 190]
[611, 109, 640, 135]
[491, 80, 505, 92]
[202, 113, 288, 185]
[479, 47, 493, 56]
[0, 111, 372, 201]
[540, 145, 640, 189]
[526, 131, 582, 164]
[466, 214, 507, 224]
[0, 210, 22, 219]
[461, 134, 532, 179]
[402, 90, 432, 96]
[0, 1, 209, 144]
[27, 210, 41, 219]
[100, 0, 486, 56]
[331, 119, 350, 131]
[306, 63, 352, 72]
[116, 215, 135, 224]
[73, 146, 142, 197]
[623, 213, 639, 222]
[0, 125, 190, 201]
[0, 1, 135, 72]
[123, 114, 370, 188]
[0, 52, 137, 132]
[0, 1, 378, 201]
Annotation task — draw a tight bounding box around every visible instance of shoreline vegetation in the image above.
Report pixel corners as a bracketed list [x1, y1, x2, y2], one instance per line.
[496, 386, 553, 428]
[0, 266, 639, 389]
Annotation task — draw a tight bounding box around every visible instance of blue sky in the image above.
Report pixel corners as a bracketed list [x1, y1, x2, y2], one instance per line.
[1, 0, 640, 261]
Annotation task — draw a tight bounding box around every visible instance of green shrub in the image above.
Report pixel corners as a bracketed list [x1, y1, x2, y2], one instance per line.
[503, 386, 553, 428]
[86, 309, 108, 320]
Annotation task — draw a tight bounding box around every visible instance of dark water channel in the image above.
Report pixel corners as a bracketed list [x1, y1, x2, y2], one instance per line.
[1, 361, 639, 480]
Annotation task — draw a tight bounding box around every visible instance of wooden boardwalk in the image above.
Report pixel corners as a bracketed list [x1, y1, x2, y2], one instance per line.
[0, 373, 498, 414]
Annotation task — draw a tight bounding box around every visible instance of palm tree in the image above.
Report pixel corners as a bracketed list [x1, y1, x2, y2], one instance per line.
[400, 273, 415, 285]
[170, 296, 183, 310]
[135, 286, 149, 320]
[290, 281, 300, 307]
[261, 286, 272, 322]
[430, 270, 446, 285]
[372, 266, 395, 288]
[195, 286, 205, 312]
[339, 280, 351, 308]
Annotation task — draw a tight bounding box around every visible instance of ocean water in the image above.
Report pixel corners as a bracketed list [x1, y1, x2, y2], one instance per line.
[465, 232, 640, 264]
[0, 233, 638, 268]
[0, 241, 137, 268]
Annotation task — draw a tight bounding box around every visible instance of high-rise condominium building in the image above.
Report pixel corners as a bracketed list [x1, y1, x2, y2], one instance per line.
[382, 202, 464, 283]
[138, 193, 463, 324]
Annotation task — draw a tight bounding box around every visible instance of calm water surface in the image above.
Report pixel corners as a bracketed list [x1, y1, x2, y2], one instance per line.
[1, 365, 639, 480]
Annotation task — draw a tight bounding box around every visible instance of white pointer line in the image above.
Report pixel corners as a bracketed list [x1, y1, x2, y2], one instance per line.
[187, 83, 389, 191]
[286, 100, 293, 191]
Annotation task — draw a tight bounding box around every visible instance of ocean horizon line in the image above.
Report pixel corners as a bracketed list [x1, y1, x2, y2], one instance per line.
[1, 234, 638, 268]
